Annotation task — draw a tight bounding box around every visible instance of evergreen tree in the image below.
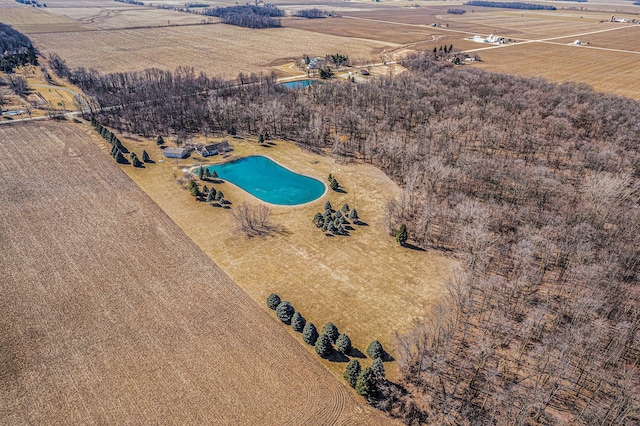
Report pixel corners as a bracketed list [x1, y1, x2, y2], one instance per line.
[324, 200, 332, 211]
[348, 208, 359, 223]
[198, 167, 205, 180]
[258, 134, 264, 144]
[367, 340, 384, 359]
[276, 301, 295, 324]
[216, 191, 224, 201]
[110, 145, 118, 157]
[131, 152, 143, 168]
[335, 210, 342, 219]
[341, 203, 350, 213]
[315, 333, 332, 357]
[142, 150, 151, 163]
[326, 221, 335, 234]
[202, 185, 209, 195]
[336, 333, 352, 354]
[204, 168, 211, 179]
[156, 135, 164, 145]
[396, 224, 408, 246]
[371, 357, 386, 379]
[322, 322, 339, 342]
[291, 312, 306, 332]
[266, 293, 281, 310]
[344, 359, 361, 388]
[187, 181, 200, 197]
[313, 212, 324, 228]
[328, 173, 333, 181]
[355, 367, 376, 396]
[206, 190, 216, 203]
[218, 196, 226, 205]
[330, 178, 339, 191]
[114, 150, 127, 164]
[212, 170, 219, 179]
[302, 322, 319, 345]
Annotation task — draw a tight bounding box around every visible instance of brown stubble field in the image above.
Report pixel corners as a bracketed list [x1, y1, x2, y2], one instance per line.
[0, 120, 391, 425]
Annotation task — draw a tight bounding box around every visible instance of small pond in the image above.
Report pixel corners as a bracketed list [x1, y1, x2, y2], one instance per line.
[201, 155, 325, 205]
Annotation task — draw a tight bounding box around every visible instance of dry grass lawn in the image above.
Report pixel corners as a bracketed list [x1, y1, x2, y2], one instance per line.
[106, 131, 456, 381]
[0, 120, 391, 424]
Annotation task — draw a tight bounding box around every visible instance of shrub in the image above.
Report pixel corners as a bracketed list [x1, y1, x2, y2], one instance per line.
[371, 358, 386, 379]
[336, 333, 352, 354]
[322, 322, 339, 342]
[367, 340, 384, 359]
[344, 359, 361, 388]
[276, 301, 295, 324]
[302, 322, 319, 345]
[291, 312, 306, 332]
[266, 293, 281, 310]
[315, 333, 333, 357]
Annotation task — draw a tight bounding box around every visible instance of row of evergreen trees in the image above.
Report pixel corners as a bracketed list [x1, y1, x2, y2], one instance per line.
[313, 200, 360, 236]
[266, 293, 387, 397]
[91, 117, 150, 166]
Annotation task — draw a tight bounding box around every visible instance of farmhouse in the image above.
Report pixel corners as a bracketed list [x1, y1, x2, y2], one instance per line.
[197, 140, 231, 157]
[163, 147, 190, 159]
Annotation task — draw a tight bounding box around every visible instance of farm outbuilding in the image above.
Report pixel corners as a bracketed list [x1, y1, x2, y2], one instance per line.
[163, 147, 190, 159]
[197, 140, 231, 157]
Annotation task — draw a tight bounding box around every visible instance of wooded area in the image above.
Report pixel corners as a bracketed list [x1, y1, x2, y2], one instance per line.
[0, 23, 37, 73]
[63, 54, 639, 424]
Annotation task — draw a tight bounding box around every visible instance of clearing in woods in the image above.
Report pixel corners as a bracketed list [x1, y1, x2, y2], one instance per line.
[0, 121, 391, 425]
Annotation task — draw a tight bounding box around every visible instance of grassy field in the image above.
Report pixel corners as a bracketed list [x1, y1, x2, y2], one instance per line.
[0, 120, 391, 424]
[101, 130, 455, 381]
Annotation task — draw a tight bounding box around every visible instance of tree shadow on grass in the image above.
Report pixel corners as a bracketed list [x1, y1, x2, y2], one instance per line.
[355, 221, 369, 226]
[348, 347, 366, 359]
[324, 351, 349, 363]
[402, 243, 426, 252]
[332, 188, 347, 194]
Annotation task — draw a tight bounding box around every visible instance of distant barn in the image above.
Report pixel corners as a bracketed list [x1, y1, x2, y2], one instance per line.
[197, 140, 231, 157]
[163, 147, 190, 159]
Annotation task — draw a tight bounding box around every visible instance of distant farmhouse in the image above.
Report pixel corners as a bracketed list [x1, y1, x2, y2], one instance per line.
[197, 140, 231, 157]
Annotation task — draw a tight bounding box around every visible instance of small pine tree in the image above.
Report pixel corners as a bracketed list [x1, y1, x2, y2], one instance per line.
[212, 170, 219, 179]
[322, 323, 339, 342]
[328, 173, 333, 182]
[206, 190, 216, 203]
[367, 340, 384, 359]
[258, 134, 264, 144]
[371, 357, 386, 379]
[187, 181, 200, 197]
[313, 212, 324, 228]
[330, 178, 339, 191]
[131, 153, 143, 168]
[324, 200, 332, 211]
[114, 150, 127, 164]
[110, 145, 118, 157]
[276, 301, 295, 324]
[326, 221, 335, 234]
[315, 333, 333, 357]
[156, 135, 164, 145]
[348, 208, 359, 223]
[344, 359, 361, 388]
[396, 224, 408, 246]
[216, 191, 224, 201]
[204, 168, 211, 179]
[202, 185, 209, 195]
[302, 322, 319, 345]
[335, 210, 342, 219]
[266, 293, 281, 310]
[218, 196, 226, 205]
[142, 150, 151, 163]
[198, 167, 205, 180]
[336, 333, 352, 354]
[341, 203, 350, 213]
[291, 312, 306, 332]
[355, 367, 376, 396]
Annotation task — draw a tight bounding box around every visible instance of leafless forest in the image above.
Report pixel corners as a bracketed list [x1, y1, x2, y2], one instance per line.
[62, 54, 640, 424]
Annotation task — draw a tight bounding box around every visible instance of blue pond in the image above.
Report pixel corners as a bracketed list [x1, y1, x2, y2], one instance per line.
[202, 156, 325, 205]
[280, 79, 315, 89]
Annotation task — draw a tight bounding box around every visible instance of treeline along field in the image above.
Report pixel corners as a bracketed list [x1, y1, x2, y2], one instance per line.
[59, 54, 640, 424]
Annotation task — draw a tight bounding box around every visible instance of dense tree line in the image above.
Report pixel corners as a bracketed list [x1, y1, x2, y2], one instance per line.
[293, 8, 333, 19]
[0, 23, 38, 73]
[202, 5, 283, 28]
[61, 53, 639, 424]
[465, 0, 556, 10]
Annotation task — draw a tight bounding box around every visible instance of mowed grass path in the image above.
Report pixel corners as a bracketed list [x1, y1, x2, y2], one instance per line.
[114, 132, 456, 380]
[0, 121, 390, 424]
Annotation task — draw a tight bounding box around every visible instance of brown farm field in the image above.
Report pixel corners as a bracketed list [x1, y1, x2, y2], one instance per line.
[29, 24, 396, 79]
[0, 120, 391, 424]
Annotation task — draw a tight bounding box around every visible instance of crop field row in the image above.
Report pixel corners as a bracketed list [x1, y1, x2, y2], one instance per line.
[30, 24, 395, 78]
[0, 121, 387, 424]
